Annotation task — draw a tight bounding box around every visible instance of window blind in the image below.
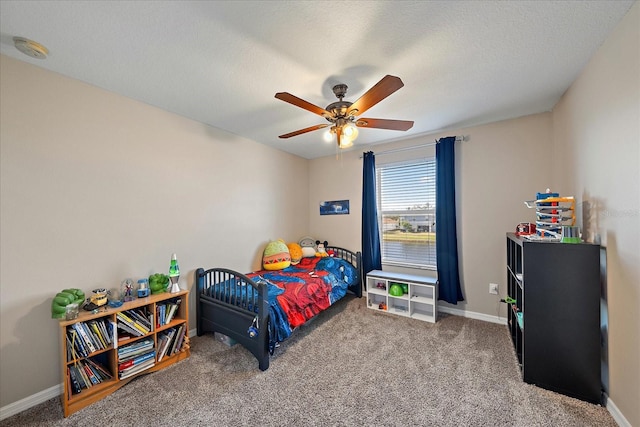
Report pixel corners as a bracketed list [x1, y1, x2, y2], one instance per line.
[377, 159, 437, 268]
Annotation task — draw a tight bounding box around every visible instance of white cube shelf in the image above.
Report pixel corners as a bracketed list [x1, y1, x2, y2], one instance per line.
[366, 270, 438, 323]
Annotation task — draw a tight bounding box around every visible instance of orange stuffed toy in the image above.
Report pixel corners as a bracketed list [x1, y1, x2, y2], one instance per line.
[287, 242, 302, 265]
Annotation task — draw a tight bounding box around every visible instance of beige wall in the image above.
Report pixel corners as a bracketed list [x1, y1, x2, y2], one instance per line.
[0, 55, 309, 407]
[310, 113, 553, 318]
[552, 2, 639, 425]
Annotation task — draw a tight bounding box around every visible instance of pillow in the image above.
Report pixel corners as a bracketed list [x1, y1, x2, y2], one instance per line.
[262, 240, 291, 270]
[299, 236, 317, 258]
[287, 242, 302, 265]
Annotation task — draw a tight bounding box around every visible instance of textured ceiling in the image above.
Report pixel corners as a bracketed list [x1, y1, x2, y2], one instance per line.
[0, 1, 634, 159]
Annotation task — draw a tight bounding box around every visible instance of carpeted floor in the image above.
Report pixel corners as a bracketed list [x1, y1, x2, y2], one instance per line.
[2, 296, 616, 426]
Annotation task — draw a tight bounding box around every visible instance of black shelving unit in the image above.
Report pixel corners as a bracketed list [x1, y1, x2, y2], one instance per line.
[506, 232, 601, 404]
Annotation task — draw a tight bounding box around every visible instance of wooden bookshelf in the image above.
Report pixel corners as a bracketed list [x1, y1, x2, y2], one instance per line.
[59, 290, 190, 417]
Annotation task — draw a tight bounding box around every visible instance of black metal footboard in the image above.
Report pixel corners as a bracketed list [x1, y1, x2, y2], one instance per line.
[195, 268, 270, 370]
[326, 246, 363, 298]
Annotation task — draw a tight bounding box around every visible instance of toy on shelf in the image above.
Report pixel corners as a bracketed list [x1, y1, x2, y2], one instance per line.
[524, 189, 576, 240]
[51, 288, 85, 319]
[169, 253, 181, 293]
[83, 288, 110, 311]
[515, 222, 536, 236]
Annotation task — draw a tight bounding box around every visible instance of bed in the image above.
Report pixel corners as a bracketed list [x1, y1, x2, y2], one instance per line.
[196, 246, 362, 370]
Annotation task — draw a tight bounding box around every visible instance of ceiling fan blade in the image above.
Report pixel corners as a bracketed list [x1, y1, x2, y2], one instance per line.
[355, 118, 414, 131]
[275, 92, 330, 117]
[348, 75, 405, 116]
[278, 124, 329, 139]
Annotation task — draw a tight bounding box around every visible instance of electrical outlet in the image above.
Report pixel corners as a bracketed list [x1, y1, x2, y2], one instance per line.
[489, 283, 499, 294]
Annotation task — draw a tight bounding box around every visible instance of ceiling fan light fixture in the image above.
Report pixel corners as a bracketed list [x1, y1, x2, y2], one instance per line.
[343, 122, 358, 139]
[275, 75, 413, 152]
[335, 122, 357, 149]
[323, 128, 334, 142]
[338, 137, 354, 149]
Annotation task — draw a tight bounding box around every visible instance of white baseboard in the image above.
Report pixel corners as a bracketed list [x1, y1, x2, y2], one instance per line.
[0, 383, 62, 421]
[0, 328, 200, 421]
[606, 396, 631, 427]
[438, 304, 508, 325]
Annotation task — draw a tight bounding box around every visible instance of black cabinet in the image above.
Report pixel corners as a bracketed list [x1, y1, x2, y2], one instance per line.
[506, 232, 601, 404]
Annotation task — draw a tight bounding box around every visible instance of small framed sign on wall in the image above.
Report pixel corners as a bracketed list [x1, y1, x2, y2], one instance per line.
[320, 200, 350, 215]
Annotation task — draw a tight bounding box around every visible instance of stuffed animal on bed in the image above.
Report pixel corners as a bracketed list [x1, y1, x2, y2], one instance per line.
[262, 239, 291, 270]
[287, 242, 302, 265]
[315, 240, 329, 257]
[298, 236, 317, 258]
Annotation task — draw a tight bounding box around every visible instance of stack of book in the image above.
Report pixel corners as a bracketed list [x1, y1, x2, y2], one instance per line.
[68, 358, 113, 395]
[117, 338, 155, 379]
[156, 298, 182, 328]
[116, 307, 153, 339]
[157, 325, 187, 362]
[66, 319, 113, 360]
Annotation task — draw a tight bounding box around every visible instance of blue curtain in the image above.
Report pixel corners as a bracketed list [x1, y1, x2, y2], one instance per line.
[362, 151, 382, 274]
[436, 137, 464, 304]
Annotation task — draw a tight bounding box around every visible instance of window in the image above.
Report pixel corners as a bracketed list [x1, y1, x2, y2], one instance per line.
[376, 158, 436, 269]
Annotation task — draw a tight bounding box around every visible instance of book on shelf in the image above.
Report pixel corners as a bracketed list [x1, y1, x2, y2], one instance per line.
[82, 322, 103, 351]
[117, 321, 141, 338]
[175, 325, 187, 354]
[68, 358, 113, 394]
[170, 325, 186, 355]
[67, 319, 112, 357]
[108, 320, 118, 349]
[116, 312, 149, 335]
[118, 337, 153, 352]
[157, 305, 165, 327]
[66, 330, 87, 361]
[165, 298, 182, 324]
[156, 334, 168, 360]
[119, 359, 155, 380]
[72, 323, 97, 353]
[118, 336, 153, 350]
[116, 313, 147, 337]
[66, 334, 73, 361]
[118, 350, 155, 372]
[88, 321, 108, 349]
[74, 363, 92, 390]
[118, 343, 154, 361]
[68, 367, 82, 395]
[128, 308, 152, 331]
[85, 358, 113, 381]
[157, 328, 176, 362]
[96, 319, 112, 346]
[70, 365, 86, 391]
[83, 364, 100, 385]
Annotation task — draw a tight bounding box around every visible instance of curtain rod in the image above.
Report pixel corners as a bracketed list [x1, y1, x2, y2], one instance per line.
[359, 135, 466, 158]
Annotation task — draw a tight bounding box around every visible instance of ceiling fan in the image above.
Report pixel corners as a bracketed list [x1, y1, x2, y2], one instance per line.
[275, 75, 414, 149]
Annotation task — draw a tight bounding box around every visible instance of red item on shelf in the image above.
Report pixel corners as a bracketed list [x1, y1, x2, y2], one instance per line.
[515, 222, 536, 236]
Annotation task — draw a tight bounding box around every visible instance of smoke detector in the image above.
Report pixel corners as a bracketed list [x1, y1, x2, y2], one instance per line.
[13, 37, 49, 59]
